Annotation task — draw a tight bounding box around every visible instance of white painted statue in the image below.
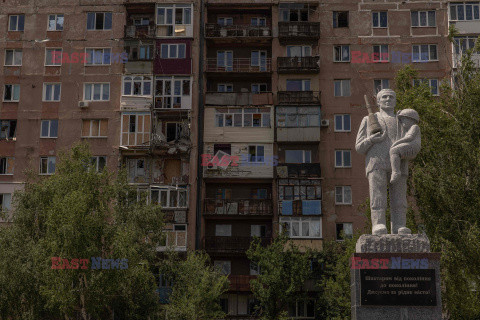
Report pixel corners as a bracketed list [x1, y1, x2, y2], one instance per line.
[355, 89, 421, 235]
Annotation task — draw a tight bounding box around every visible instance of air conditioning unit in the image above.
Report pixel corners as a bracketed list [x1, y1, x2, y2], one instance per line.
[78, 101, 89, 108]
[321, 119, 329, 127]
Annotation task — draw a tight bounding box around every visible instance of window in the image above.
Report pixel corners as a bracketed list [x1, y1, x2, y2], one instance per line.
[127, 158, 146, 181]
[278, 179, 322, 201]
[43, 83, 61, 101]
[285, 150, 311, 163]
[8, 15, 25, 31]
[214, 261, 231, 275]
[85, 48, 111, 65]
[45, 48, 62, 66]
[335, 150, 351, 168]
[373, 45, 389, 62]
[411, 11, 436, 27]
[3, 84, 20, 102]
[287, 46, 311, 57]
[155, 76, 191, 109]
[40, 156, 56, 175]
[280, 217, 321, 238]
[84, 83, 110, 101]
[81, 119, 108, 137]
[334, 79, 350, 97]
[336, 223, 353, 240]
[217, 50, 233, 71]
[276, 106, 320, 127]
[374, 79, 390, 93]
[412, 44, 438, 62]
[160, 44, 186, 59]
[251, 50, 267, 71]
[125, 42, 154, 60]
[166, 122, 182, 142]
[0, 120, 17, 140]
[215, 224, 232, 236]
[218, 17, 233, 26]
[156, 4, 192, 37]
[454, 36, 480, 54]
[252, 83, 268, 93]
[214, 144, 231, 156]
[288, 300, 315, 319]
[87, 12, 112, 30]
[279, 3, 309, 22]
[251, 17, 266, 26]
[48, 14, 64, 31]
[0, 157, 14, 175]
[335, 186, 352, 205]
[333, 11, 349, 28]
[0, 194, 12, 212]
[372, 11, 388, 28]
[91, 156, 106, 172]
[220, 298, 229, 314]
[413, 79, 439, 96]
[334, 45, 350, 62]
[250, 261, 261, 275]
[4, 49, 22, 66]
[215, 108, 270, 128]
[249, 145, 265, 163]
[334, 114, 351, 132]
[151, 187, 188, 208]
[450, 3, 480, 21]
[286, 79, 310, 91]
[121, 113, 150, 146]
[251, 225, 267, 237]
[123, 76, 152, 96]
[217, 83, 233, 92]
[40, 120, 58, 138]
[134, 18, 150, 26]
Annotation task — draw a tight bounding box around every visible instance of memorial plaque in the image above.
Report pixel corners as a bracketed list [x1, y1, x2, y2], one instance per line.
[360, 269, 436, 306]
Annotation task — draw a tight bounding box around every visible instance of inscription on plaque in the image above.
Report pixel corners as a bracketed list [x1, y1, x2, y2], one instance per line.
[360, 269, 436, 306]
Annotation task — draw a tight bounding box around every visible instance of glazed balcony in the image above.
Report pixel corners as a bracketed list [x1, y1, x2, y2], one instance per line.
[228, 275, 256, 292]
[278, 22, 320, 44]
[277, 56, 319, 73]
[277, 91, 320, 104]
[204, 236, 271, 253]
[204, 199, 273, 216]
[205, 92, 273, 106]
[206, 58, 272, 73]
[276, 163, 321, 178]
[205, 23, 271, 38]
[124, 25, 155, 39]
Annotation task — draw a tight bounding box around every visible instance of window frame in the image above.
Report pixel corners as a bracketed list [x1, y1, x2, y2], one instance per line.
[45, 48, 63, 66]
[335, 186, 352, 205]
[286, 79, 311, 91]
[333, 45, 350, 62]
[336, 222, 354, 241]
[372, 44, 389, 62]
[81, 119, 108, 138]
[39, 156, 56, 175]
[42, 83, 61, 102]
[449, 2, 480, 21]
[276, 106, 321, 128]
[335, 149, 352, 168]
[160, 43, 187, 59]
[333, 11, 349, 28]
[217, 83, 233, 92]
[248, 145, 265, 163]
[412, 44, 438, 62]
[3, 84, 20, 102]
[413, 78, 439, 96]
[251, 83, 268, 93]
[334, 79, 351, 97]
[8, 14, 25, 31]
[151, 186, 188, 208]
[83, 83, 110, 101]
[411, 10, 436, 27]
[84, 48, 112, 66]
[122, 75, 153, 96]
[48, 14, 64, 31]
[0, 120, 17, 140]
[86, 12, 113, 31]
[4, 49, 22, 66]
[0, 157, 14, 175]
[285, 150, 312, 164]
[154, 76, 191, 109]
[0, 193, 12, 212]
[90, 156, 107, 172]
[279, 217, 322, 239]
[372, 11, 388, 28]
[215, 107, 271, 128]
[40, 119, 59, 138]
[374, 79, 390, 93]
[334, 114, 351, 132]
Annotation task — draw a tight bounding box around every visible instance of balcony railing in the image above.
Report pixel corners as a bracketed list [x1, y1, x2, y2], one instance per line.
[206, 58, 272, 72]
[276, 163, 321, 177]
[204, 199, 273, 216]
[205, 24, 271, 38]
[277, 91, 320, 104]
[205, 92, 273, 106]
[228, 275, 256, 292]
[277, 56, 319, 73]
[204, 236, 271, 253]
[278, 22, 320, 41]
[125, 25, 155, 38]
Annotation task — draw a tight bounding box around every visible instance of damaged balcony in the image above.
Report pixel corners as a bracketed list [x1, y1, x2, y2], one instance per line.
[124, 3, 155, 39]
[204, 236, 271, 253]
[277, 56, 319, 73]
[276, 163, 321, 178]
[205, 92, 273, 106]
[204, 199, 273, 216]
[124, 41, 154, 74]
[151, 119, 191, 155]
[278, 22, 320, 44]
[277, 91, 320, 104]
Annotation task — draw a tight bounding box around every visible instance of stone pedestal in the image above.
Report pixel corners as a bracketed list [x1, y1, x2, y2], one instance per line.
[351, 234, 442, 320]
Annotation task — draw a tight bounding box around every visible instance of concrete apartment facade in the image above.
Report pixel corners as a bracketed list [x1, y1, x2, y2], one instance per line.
[1, 0, 476, 317]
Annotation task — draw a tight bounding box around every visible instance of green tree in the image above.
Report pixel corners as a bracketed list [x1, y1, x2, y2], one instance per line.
[0, 144, 164, 320]
[160, 251, 229, 320]
[246, 233, 312, 320]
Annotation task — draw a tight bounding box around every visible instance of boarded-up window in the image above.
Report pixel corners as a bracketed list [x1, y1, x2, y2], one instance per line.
[81, 119, 108, 137]
[121, 112, 151, 146]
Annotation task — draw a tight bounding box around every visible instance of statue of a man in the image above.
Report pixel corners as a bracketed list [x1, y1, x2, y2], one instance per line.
[355, 89, 420, 235]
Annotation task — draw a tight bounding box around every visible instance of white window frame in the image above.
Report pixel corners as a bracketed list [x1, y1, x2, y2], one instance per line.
[48, 14, 64, 31]
[43, 83, 61, 102]
[39, 156, 56, 175]
[454, 36, 480, 54]
[122, 75, 152, 96]
[286, 79, 311, 91]
[276, 106, 321, 128]
[335, 150, 352, 168]
[0, 157, 14, 175]
[335, 186, 352, 205]
[286, 45, 312, 58]
[285, 150, 312, 164]
[86, 12, 112, 31]
[127, 158, 146, 180]
[374, 79, 390, 93]
[372, 11, 388, 28]
[156, 4, 193, 37]
[91, 156, 106, 172]
[336, 222, 353, 241]
[8, 15, 25, 31]
[413, 79, 439, 96]
[333, 45, 350, 62]
[215, 107, 270, 128]
[0, 193, 12, 212]
[412, 44, 438, 62]
[0, 120, 16, 140]
[334, 114, 351, 132]
[4, 49, 22, 66]
[155, 76, 191, 109]
[217, 50, 233, 70]
[82, 119, 107, 138]
[3, 84, 20, 102]
[84, 83, 110, 101]
[45, 48, 62, 66]
[289, 299, 316, 319]
[280, 217, 322, 239]
[411, 10, 436, 27]
[373, 44, 389, 62]
[151, 187, 188, 209]
[251, 50, 267, 70]
[160, 43, 186, 59]
[449, 2, 480, 21]
[85, 48, 111, 66]
[334, 79, 351, 97]
[40, 119, 58, 138]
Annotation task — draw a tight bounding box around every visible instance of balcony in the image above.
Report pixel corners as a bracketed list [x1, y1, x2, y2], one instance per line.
[205, 92, 273, 106]
[276, 163, 321, 178]
[124, 25, 155, 38]
[277, 91, 320, 104]
[278, 22, 320, 44]
[277, 56, 319, 73]
[206, 58, 272, 73]
[204, 236, 271, 253]
[205, 24, 271, 38]
[204, 199, 273, 216]
[228, 275, 256, 292]
[278, 199, 321, 216]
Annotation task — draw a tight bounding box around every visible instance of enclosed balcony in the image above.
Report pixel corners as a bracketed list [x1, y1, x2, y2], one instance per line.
[278, 22, 320, 44]
[277, 56, 319, 73]
[205, 24, 271, 38]
[204, 199, 273, 216]
[124, 25, 155, 38]
[204, 236, 271, 253]
[277, 91, 320, 104]
[228, 275, 256, 292]
[205, 92, 273, 106]
[206, 58, 272, 73]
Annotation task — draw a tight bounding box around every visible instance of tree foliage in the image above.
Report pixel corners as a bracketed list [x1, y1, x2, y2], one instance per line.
[0, 144, 164, 320]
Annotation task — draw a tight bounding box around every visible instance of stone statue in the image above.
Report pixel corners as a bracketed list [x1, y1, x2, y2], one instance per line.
[355, 89, 421, 235]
